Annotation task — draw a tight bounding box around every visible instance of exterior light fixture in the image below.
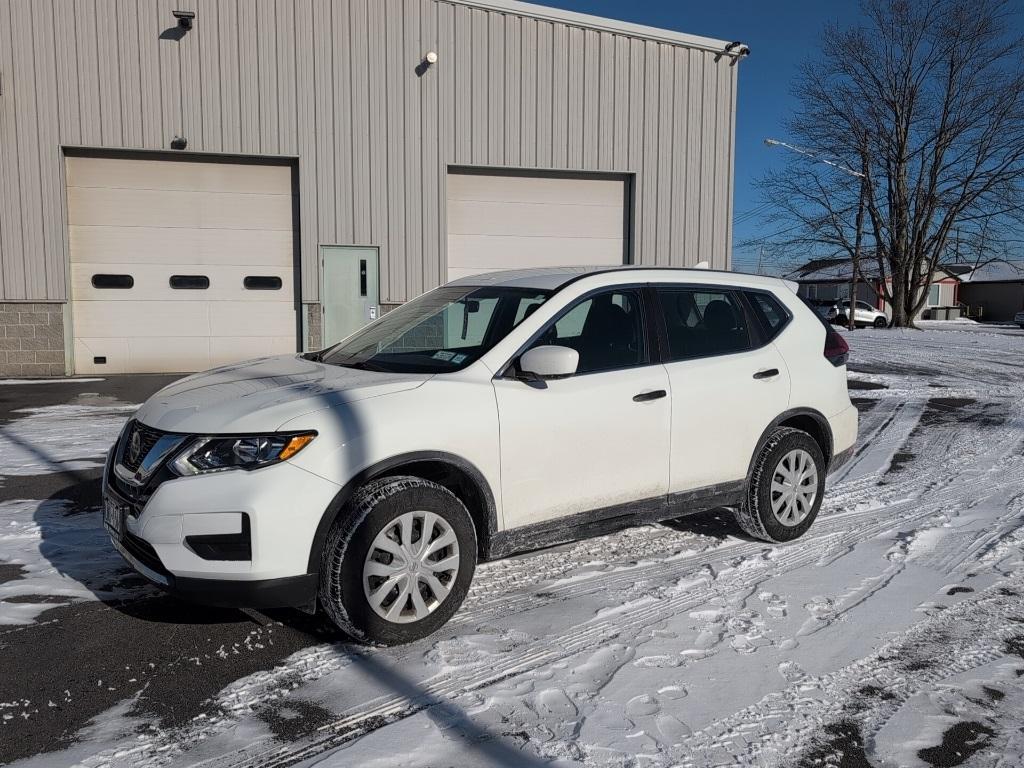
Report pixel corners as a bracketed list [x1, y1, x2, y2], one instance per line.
[170, 136, 188, 150]
[172, 10, 195, 30]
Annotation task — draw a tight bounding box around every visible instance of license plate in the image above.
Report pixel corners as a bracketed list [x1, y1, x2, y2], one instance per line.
[103, 494, 127, 538]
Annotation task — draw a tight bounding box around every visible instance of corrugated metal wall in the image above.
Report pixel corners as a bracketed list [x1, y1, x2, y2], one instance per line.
[0, 0, 738, 304]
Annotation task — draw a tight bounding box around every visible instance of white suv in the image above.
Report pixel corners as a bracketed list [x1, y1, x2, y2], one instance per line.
[835, 300, 888, 328]
[104, 267, 858, 644]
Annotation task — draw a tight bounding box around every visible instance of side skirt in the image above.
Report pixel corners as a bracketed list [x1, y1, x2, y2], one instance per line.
[485, 480, 746, 561]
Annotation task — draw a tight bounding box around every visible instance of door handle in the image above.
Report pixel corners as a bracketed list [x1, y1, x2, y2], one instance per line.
[753, 368, 780, 380]
[633, 389, 667, 402]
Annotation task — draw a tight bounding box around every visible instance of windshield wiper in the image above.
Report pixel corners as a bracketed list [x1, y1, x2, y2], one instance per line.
[338, 359, 388, 372]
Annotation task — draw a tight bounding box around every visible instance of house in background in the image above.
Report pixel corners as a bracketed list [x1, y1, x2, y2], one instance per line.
[959, 260, 1024, 322]
[788, 258, 961, 320]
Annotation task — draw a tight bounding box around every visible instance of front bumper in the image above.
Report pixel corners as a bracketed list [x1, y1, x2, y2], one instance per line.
[110, 530, 318, 609]
[104, 441, 340, 610]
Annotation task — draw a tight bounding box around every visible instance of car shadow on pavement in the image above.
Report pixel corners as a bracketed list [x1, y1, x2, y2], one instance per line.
[660, 506, 757, 541]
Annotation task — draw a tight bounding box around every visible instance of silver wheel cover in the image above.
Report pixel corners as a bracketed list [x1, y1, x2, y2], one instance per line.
[770, 448, 818, 526]
[363, 510, 460, 624]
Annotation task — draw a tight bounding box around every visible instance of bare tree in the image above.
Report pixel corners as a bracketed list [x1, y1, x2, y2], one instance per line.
[760, 0, 1024, 327]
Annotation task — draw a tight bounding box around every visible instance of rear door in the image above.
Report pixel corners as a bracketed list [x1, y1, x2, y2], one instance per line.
[654, 286, 792, 494]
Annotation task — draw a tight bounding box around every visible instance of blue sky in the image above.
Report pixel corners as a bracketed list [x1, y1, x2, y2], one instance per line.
[533, 1, 1022, 271]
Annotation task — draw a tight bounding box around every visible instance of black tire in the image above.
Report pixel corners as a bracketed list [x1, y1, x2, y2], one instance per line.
[318, 475, 477, 645]
[734, 427, 826, 543]
[873, 316, 887, 328]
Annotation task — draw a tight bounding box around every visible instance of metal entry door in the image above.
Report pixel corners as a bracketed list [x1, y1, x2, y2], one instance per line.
[321, 246, 379, 347]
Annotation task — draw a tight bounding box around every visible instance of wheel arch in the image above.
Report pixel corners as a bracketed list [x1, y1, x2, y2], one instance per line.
[747, 408, 834, 482]
[306, 451, 498, 573]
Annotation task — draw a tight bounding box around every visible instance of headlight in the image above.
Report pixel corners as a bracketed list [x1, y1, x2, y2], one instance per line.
[170, 433, 316, 476]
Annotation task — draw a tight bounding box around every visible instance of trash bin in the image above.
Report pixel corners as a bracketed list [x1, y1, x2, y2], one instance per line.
[947, 306, 961, 320]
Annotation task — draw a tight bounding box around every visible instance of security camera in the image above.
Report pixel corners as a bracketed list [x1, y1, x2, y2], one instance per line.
[172, 10, 195, 30]
[425, 51, 438, 65]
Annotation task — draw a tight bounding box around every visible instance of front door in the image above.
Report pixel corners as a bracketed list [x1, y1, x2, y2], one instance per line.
[493, 288, 671, 528]
[321, 246, 380, 347]
[653, 286, 791, 493]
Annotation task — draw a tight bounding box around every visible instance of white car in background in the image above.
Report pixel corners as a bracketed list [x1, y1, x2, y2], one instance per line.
[835, 300, 888, 328]
[104, 267, 858, 645]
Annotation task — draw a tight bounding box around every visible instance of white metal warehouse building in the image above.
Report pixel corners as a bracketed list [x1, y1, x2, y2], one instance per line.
[0, 0, 743, 375]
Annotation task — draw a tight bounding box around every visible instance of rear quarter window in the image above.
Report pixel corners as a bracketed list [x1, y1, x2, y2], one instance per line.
[746, 291, 791, 341]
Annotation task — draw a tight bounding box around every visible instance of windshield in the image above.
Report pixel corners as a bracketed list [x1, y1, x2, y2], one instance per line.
[318, 286, 551, 373]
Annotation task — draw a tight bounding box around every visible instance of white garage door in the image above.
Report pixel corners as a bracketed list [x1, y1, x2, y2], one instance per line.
[446, 172, 626, 282]
[66, 156, 297, 374]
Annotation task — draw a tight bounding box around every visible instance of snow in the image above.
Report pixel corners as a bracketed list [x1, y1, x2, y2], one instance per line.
[0, 378, 105, 386]
[0, 401, 147, 624]
[0, 497, 151, 625]
[4, 325, 1024, 767]
[0, 403, 133, 476]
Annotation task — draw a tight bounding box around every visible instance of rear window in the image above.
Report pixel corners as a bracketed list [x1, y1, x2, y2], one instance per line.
[746, 291, 791, 340]
[655, 288, 752, 361]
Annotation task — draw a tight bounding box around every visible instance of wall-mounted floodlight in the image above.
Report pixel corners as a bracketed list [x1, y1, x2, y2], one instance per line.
[724, 41, 750, 58]
[415, 51, 439, 77]
[172, 10, 195, 30]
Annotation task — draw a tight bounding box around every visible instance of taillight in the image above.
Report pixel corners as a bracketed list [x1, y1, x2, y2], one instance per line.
[824, 327, 849, 367]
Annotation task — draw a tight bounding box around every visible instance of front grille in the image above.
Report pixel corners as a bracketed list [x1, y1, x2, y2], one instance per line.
[121, 420, 164, 473]
[111, 420, 186, 509]
[112, 474, 147, 509]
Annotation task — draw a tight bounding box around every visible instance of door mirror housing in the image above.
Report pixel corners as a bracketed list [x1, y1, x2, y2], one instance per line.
[518, 345, 579, 380]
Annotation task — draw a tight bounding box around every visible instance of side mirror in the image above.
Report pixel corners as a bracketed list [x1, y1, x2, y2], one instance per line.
[518, 345, 579, 380]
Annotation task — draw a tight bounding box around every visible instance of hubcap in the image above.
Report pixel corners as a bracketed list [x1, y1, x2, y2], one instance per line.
[363, 511, 460, 624]
[770, 449, 818, 526]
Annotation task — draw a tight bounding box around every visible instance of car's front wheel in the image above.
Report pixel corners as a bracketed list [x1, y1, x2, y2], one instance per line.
[873, 316, 887, 328]
[734, 427, 825, 543]
[319, 476, 476, 645]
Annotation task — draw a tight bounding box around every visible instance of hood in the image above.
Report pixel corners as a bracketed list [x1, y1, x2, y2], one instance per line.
[134, 355, 430, 433]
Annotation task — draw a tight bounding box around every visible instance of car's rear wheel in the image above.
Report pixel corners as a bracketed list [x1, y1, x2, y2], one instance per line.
[735, 427, 825, 543]
[873, 316, 887, 328]
[319, 476, 476, 645]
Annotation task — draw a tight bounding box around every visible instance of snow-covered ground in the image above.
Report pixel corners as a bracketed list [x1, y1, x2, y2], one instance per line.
[2, 326, 1023, 767]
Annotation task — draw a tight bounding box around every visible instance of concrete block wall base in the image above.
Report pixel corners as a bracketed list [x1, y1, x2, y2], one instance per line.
[305, 303, 323, 351]
[0, 303, 66, 377]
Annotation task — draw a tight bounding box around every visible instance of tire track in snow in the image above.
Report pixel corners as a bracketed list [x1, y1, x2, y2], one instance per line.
[71, 368, 1023, 768]
[676, 576, 1024, 767]
[170, 398, 1024, 768]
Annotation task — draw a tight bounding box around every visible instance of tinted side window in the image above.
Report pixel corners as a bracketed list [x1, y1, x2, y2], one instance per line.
[532, 289, 647, 374]
[657, 288, 751, 361]
[747, 291, 789, 340]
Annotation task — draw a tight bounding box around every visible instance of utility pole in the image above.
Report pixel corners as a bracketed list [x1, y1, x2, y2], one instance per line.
[765, 138, 870, 331]
[849, 179, 866, 330]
